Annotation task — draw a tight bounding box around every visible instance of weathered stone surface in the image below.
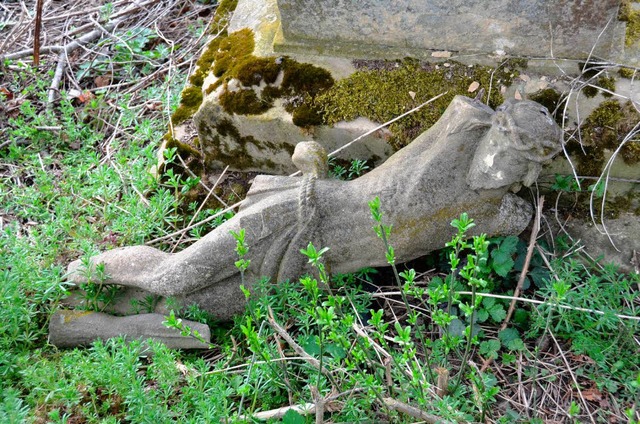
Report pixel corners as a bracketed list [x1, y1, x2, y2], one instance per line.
[49, 311, 210, 349]
[275, 0, 626, 60]
[193, 99, 393, 175]
[565, 213, 640, 273]
[66, 96, 562, 330]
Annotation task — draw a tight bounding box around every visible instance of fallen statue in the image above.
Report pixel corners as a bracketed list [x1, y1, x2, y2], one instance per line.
[50, 95, 563, 348]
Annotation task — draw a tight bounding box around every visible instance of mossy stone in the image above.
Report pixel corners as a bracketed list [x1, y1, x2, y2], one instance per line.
[570, 99, 640, 176]
[314, 59, 520, 149]
[172, 86, 204, 126]
[528, 88, 565, 124]
[625, 8, 640, 46]
[618, 67, 636, 78]
[219, 89, 270, 115]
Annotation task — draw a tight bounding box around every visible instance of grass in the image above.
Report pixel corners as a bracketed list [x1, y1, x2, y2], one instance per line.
[1, 1, 639, 422]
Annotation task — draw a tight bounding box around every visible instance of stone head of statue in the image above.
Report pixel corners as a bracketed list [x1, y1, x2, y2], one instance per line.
[467, 99, 563, 190]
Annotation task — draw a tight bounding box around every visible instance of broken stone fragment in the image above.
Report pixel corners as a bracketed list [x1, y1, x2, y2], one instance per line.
[49, 310, 210, 350]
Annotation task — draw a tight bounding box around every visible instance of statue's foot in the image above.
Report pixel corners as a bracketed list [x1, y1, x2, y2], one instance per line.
[49, 310, 210, 349]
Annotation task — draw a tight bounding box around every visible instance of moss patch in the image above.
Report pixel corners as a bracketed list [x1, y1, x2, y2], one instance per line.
[569, 99, 640, 176]
[528, 88, 566, 125]
[219, 89, 270, 115]
[582, 75, 617, 98]
[618, 67, 637, 78]
[171, 86, 203, 126]
[314, 59, 522, 149]
[170, 0, 240, 126]
[620, 3, 640, 47]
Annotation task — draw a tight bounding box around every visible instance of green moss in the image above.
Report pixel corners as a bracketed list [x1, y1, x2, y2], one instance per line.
[626, 8, 640, 46]
[235, 57, 281, 86]
[281, 60, 335, 96]
[528, 88, 566, 124]
[211, 28, 255, 77]
[582, 85, 599, 98]
[219, 89, 270, 115]
[292, 103, 324, 127]
[569, 99, 640, 175]
[619, 0, 632, 21]
[315, 60, 519, 149]
[162, 134, 202, 159]
[597, 76, 616, 98]
[210, 0, 238, 34]
[618, 67, 637, 78]
[582, 75, 616, 99]
[171, 86, 204, 126]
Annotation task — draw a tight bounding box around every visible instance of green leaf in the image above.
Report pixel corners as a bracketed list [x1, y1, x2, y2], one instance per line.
[476, 309, 489, 323]
[282, 409, 306, 424]
[491, 236, 518, 277]
[482, 296, 496, 309]
[488, 304, 506, 322]
[479, 339, 500, 359]
[499, 328, 524, 351]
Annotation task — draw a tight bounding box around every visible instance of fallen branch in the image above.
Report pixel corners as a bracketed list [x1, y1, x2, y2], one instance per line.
[381, 397, 449, 423]
[266, 307, 329, 376]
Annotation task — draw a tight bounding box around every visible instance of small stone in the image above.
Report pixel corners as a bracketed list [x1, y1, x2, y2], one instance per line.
[514, 91, 522, 100]
[431, 50, 452, 58]
[409, 91, 416, 99]
[519, 74, 530, 82]
[443, 62, 451, 68]
[468, 81, 480, 93]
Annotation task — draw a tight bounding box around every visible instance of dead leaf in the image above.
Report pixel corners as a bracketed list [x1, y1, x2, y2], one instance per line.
[145, 101, 163, 111]
[77, 90, 95, 104]
[582, 387, 603, 402]
[94, 75, 111, 88]
[431, 50, 452, 58]
[408, 91, 416, 100]
[467, 81, 480, 93]
[0, 87, 14, 100]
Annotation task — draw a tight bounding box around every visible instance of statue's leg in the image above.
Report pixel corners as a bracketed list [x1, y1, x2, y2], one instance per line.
[67, 221, 242, 297]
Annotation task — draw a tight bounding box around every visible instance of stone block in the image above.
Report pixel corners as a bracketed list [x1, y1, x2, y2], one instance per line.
[275, 0, 626, 60]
